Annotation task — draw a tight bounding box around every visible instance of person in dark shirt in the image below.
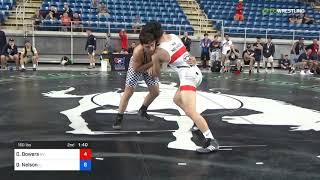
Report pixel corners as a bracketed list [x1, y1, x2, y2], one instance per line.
[263, 36, 275, 73]
[280, 55, 291, 70]
[181, 32, 191, 52]
[243, 44, 255, 74]
[0, 27, 6, 58]
[1, 38, 19, 70]
[85, 29, 97, 69]
[63, 3, 73, 18]
[289, 37, 305, 73]
[225, 45, 241, 73]
[210, 35, 220, 62]
[295, 48, 314, 75]
[253, 36, 263, 73]
[200, 33, 211, 68]
[128, 42, 136, 54]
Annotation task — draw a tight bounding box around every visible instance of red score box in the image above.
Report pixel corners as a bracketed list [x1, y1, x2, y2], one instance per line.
[80, 149, 92, 160]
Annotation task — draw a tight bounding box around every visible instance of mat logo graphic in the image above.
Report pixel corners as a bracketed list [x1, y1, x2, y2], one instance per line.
[43, 83, 320, 151]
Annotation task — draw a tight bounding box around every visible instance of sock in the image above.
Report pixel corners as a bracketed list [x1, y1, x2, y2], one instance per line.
[139, 105, 148, 112]
[21, 64, 25, 69]
[93, 63, 95, 66]
[203, 129, 214, 139]
[33, 64, 36, 68]
[116, 113, 124, 120]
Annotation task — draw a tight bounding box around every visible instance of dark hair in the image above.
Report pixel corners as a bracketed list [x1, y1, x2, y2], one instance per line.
[267, 36, 272, 39]
[214, 35, 218, 38]
[141, 21, 163, 41]
[204, 33, 208, 36]
[224, 34, 229, 37]
[256, 36, 261, 39]
[139, 32, 156, 45]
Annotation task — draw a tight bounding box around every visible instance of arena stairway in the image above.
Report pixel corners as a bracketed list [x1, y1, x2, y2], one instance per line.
[177, 0, 216, 35]
[3, 0, 42, 30]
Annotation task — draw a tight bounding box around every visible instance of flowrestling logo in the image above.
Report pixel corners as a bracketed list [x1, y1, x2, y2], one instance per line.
[262, 8, 305, 14]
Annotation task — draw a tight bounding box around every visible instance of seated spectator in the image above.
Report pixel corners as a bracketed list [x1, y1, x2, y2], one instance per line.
[243, 44, 255, 74]
[61, 12, 71, 31]
[1, 38, 19, 70]
[72, 13, 83, 32]
[63, 3, 73, 18]
[128, 42, 136, 54]
[132, 16, 142, 33]
[32, 10, 43, 30]
[92, 0, 98, 8]
[20, 40, 39, 71]
[288, 14, 296, 23]
[49, 5, 57, 19]
[45, 11, 56, 21]
[295, 47, 314, 75]
[98, 2, 110, 18]
[296, 14, 303, 24]
[302, 13, 314, 25]
[224, 45, 241, 73]
[280, 55, 291, 70]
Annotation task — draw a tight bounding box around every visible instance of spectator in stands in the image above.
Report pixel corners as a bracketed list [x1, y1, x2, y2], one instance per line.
[280, 55, 291, 70]
[296, 14, 303, 24]
[288, 14, 296, 24]
[63, 3, 73, 18]
[132, 16, 142, 33]
[200, 33, 211, 68]
[92, 0, 98, 8]
[295, 47, 314, 75]
[128, 42, 136, 54]
[85, 29, 97, 69]
[98, 2, 110, 18]
[234, 0, 244, 21]
[20, 40, 39, 72]
[46, 11, 56, 21]
[289, 37, 305, 73]
[221, 34, 233, 72]
[119, 29, 128, 51]
[1, 38, 19, 70]
[263, 36, 275, 73]
[181, 32, 191, 52]
[72, 13, 83, 32]
[302, 13, 314, 25]
[105, 33, 113, 52]
[0, 27, 6, 68]
[243, 44, 255, 74]
[210, 35, 220, 62]
[225, 45, 241, 73]
[307, 38, 319, 60]
[48, 5, 57, 19]
[253, 36, 263, 73]
[32, 10, 43, 30]
[61, 12, 71, 31]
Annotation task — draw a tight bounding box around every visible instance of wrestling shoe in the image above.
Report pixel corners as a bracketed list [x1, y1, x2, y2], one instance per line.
[138, 109, 154, 122]
[112, 116, 123, 130]
[196, 138, 219, 153]
[190, 123, 200, 132]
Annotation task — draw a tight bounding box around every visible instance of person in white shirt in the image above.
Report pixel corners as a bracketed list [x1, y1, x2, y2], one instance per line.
[20, 40, 39, 71]
[221, 34, 233, 72]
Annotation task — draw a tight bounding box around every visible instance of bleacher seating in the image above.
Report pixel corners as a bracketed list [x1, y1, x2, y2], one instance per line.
[199, 0, 320, 39]
[0, 0, 15, 24]
[39, 0, 194, 34]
